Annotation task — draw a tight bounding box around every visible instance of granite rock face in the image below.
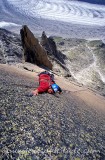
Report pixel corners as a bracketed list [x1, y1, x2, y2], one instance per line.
[20, 25, 52, 70]
[0, 28, 23, 64]
[40, 31, 70, 76]
[0, 66, 105, 160]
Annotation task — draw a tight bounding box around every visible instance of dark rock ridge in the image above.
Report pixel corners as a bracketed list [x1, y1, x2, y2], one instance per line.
[0, 28, 23, 64]
[20, 25, 52, 70]
[20, 25, 70, 76]
[78, 0, 105, 5]
[41, 31, 69, 72]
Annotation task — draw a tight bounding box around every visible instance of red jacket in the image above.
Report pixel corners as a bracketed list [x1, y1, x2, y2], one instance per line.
[37, 74, 54, 93]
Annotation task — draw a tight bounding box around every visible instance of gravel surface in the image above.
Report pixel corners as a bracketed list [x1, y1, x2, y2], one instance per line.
[0, 67, 105, 160]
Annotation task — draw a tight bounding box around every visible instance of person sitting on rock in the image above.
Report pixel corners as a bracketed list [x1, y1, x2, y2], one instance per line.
[32, 71, 62, 96]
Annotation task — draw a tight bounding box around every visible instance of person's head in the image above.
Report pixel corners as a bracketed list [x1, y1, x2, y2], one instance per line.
[48, 84, 61, 94]
[51, 84, 60, 93]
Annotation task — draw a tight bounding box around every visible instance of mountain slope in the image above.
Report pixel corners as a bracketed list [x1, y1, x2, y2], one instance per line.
[0, 63, 105, 160]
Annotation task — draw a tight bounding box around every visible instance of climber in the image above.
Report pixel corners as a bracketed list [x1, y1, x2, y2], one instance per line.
[32, 71, 62, 96]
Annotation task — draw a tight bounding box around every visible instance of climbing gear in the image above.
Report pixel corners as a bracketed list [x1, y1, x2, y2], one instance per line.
[38, 71, 54, 82]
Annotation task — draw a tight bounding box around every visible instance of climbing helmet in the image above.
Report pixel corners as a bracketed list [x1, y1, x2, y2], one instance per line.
[51, 83, 59, 92]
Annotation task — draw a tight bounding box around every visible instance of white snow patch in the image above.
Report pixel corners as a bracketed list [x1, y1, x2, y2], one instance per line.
[0, 21, 20, 28]
[6, 0, 105, 26]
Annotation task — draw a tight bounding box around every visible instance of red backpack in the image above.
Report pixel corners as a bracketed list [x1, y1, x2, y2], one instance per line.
[38, 71, 55, 82]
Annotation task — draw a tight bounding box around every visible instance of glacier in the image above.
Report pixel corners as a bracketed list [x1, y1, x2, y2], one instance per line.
[0, 0, 105, 39]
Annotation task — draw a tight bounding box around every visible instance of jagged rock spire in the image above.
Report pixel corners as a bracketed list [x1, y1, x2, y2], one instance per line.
[40, 31, 48, 46]
[20, 25, 52, 69]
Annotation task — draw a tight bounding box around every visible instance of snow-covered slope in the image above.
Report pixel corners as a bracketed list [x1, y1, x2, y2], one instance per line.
[0, 0, 105, 39]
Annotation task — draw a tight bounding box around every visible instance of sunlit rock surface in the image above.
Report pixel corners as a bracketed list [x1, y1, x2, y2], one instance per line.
[0, 65, 105, 160]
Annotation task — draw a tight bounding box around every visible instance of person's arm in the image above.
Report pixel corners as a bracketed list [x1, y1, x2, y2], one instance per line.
[32, 89, 39, 95]
[58, 86, 62, 94]
[32, 73, 52, 95]
[32, 85, 49, 96]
